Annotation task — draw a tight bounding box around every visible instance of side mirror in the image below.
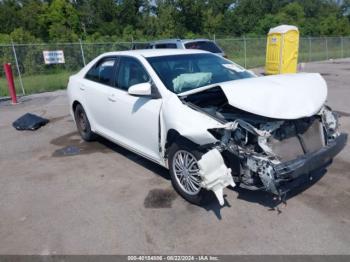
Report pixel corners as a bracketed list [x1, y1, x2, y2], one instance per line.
[128, 82, 152, 96]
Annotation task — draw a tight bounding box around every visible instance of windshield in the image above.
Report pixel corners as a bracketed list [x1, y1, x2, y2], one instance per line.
[147, 53, 255, 94]
[185, 41, 222, 53]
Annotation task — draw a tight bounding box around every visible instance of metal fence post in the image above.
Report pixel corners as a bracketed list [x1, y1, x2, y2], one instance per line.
[243, 36, 247, 68]
[79, 39, 86, 66]
[308, 37, 312, 62]
[325, 37, 328, 60]
[341, 36, 344, 59]
[11, 40, 25, 95]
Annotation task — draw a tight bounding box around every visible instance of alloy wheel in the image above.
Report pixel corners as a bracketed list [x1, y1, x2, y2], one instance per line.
[172, 150, 202, 195]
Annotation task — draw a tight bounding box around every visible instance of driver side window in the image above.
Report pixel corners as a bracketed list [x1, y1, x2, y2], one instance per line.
[116, 57, 150, 91]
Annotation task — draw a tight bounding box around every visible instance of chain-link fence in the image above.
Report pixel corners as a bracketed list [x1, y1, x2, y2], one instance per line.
[1, 37, 349, 97]
[216, 36, 350, 68]
[0, 41, 133, 97]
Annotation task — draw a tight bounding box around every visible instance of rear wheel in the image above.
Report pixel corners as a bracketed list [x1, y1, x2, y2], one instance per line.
[168, 141, 213, 205]
[74, 104, 95, 141]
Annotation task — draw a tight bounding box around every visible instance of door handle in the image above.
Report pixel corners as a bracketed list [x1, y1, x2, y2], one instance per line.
[108, 94, 116, 102]
[79, 85, 86, 91]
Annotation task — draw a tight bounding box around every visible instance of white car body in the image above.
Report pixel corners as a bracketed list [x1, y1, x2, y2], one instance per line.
[67, 49, 346, 206]
[68, 50, 222, 164]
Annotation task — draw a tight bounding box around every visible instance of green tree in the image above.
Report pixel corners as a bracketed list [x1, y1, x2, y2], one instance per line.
[180, 0, 205, 34]
[341, 0, 350, 19]
[0, 34, 11, 44]
[203, 8, 223, 37]
[0, 0, 22, 34]
[0, 0, 350, 42]
[10, 28, 39, 43]
[276, 2, 305, 26]
[228, 0, 270, 36]
[155, 0, 178, 38]
[254, 14, 282, 35]
[319, 14, 350, 35]
[43, 0, 80, 41]
[116, 0, 144, 27]
[93, 0, 118, 35]
[206, 0, 234, 14]
[19, 0, 48, 39]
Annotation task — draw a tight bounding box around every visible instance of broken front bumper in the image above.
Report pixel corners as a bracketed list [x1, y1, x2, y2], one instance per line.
[258, 133, 347, 195]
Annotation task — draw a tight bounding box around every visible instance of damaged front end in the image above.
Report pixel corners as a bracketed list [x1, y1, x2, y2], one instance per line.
[208, 107, 347, 199]
[180, 87, 347, 205]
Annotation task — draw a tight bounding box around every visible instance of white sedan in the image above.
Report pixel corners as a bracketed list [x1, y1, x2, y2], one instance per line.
[67, 49, 347, 206]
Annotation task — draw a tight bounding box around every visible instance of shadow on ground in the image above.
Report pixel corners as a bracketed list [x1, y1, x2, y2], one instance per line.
[50, 131, 170, 181]
[231, 168, 328, 214]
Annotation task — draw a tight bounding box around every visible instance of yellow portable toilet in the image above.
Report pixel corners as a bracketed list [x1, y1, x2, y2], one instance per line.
[265, 25, 299, 75]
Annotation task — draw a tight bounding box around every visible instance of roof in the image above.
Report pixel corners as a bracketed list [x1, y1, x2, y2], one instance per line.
[151, 38, 212, 44]
[151, 39, 181, 43]
[268, 25, 299, 34]
[102, 48, 209, 58]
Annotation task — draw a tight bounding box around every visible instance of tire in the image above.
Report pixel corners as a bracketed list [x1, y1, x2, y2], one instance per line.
[168, 140, 213, 205]
[74, 104, 95, 141]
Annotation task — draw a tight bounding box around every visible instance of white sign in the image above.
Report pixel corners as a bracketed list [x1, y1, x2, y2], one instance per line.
[43, 50, 65, 64]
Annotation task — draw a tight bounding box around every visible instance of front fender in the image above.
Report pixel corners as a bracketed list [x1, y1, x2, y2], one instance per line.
[160, 94, 223, 155]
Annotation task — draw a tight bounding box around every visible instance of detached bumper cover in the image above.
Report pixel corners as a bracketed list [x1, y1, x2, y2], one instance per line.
[273, 133, 347, 191]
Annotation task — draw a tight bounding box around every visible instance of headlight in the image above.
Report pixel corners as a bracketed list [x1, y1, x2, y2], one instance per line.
[321, 106, 339, 139]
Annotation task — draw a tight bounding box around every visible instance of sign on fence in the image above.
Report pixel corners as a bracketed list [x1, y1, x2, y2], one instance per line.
[43, 50, 65, 64]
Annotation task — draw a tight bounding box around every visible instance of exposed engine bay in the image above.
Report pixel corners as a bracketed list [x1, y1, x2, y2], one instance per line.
[181, 86, 344, 201]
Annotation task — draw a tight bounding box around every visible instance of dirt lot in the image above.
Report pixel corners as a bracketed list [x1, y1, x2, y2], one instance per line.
[1, 59, 350, 255]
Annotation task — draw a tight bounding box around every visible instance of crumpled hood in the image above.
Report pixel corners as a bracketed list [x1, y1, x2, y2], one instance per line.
[218, 73, 327, 119]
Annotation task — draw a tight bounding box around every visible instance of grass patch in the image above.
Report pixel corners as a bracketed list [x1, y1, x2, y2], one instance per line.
[0, 71, 73, 97]
[228, 50, 345, 69]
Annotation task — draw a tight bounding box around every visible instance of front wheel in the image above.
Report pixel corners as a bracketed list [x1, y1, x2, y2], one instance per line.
[168, 141, 213, 205]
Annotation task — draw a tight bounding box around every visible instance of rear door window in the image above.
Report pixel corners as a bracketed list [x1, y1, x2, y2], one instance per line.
[155, 43, 178, 49]
[85, 57, 117, 86]
[185, 41, 222, 53]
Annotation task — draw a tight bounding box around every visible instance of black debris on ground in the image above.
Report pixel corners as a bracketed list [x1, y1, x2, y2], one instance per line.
[12, 113, 49, 131]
